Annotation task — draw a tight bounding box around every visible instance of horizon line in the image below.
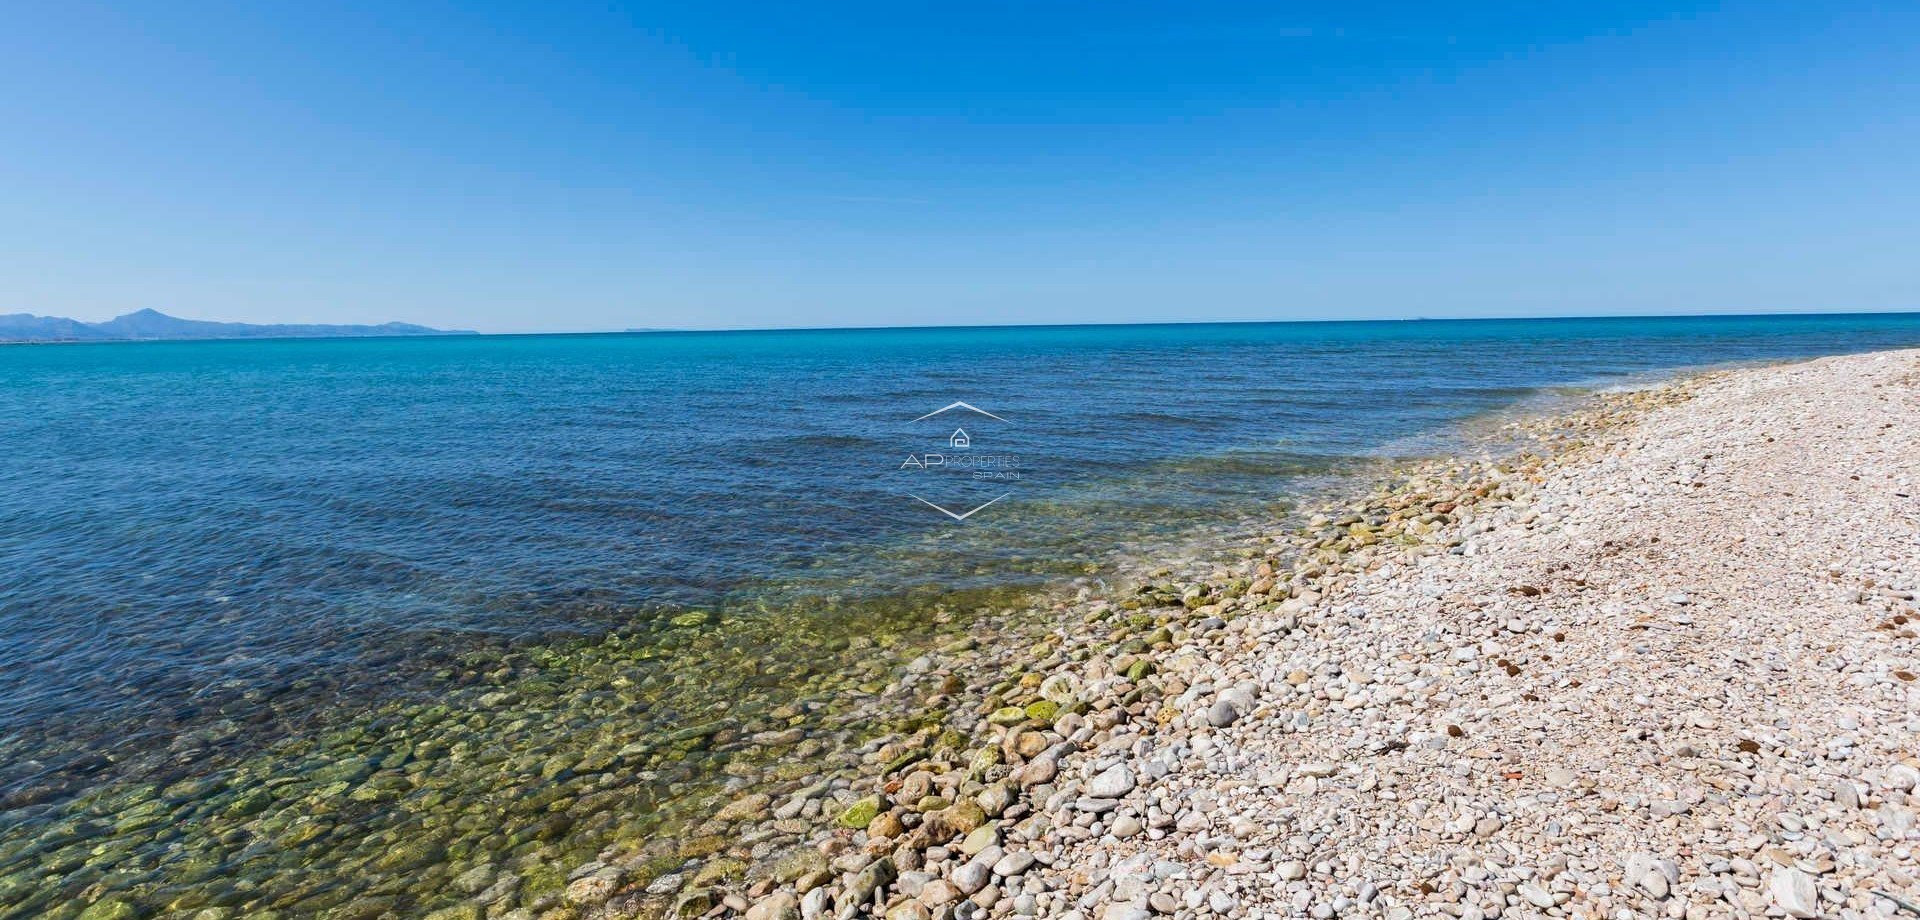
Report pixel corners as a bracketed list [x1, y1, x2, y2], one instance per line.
[8, 306, 1920, 346]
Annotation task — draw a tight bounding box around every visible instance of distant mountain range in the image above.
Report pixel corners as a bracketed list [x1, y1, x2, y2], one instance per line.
[0, 309, 473, 343]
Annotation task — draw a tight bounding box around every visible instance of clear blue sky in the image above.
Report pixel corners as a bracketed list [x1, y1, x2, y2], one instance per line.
[3, 2, 1916, 332]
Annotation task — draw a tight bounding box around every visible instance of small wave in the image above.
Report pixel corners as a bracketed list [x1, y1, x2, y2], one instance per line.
[1109, 411, 1217, 427]
[767, 433, 889, 449]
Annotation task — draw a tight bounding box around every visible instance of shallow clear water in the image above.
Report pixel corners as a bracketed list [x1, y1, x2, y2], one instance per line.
[6, 314, 1920, 785]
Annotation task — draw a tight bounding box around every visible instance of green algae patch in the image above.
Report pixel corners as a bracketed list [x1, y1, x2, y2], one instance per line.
[836, 795, 885, 829]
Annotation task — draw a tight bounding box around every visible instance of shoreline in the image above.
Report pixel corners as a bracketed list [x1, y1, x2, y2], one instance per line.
[10, 349, 1915, 920]
[669, 349, 1920, 920]
[558, 373, 1705, 918]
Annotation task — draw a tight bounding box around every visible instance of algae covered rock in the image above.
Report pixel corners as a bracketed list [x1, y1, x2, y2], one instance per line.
[986, 706, 1028, 726]
[920, 799, 986, 842]
[1022, 700, 1059, 722]
[771, 846, 828, 883]
[714, 792, 771, 823]
[835, 795, 885, 829]
[76, 899, 141, 920]
[691, 857, 746, 887]
[844, 857, 897, 907]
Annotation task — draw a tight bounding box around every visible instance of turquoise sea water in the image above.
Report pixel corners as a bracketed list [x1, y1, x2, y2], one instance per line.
[3, 313, 1920, 917]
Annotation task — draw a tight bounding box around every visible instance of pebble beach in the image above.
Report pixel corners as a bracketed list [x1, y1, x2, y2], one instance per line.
[632, 348, 1920, 920]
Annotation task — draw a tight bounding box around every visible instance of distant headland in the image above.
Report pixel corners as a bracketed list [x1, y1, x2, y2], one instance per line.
[0, 309, 473, 343]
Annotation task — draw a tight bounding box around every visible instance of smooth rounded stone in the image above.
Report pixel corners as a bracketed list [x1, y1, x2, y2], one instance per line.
[1518, 884, 1555, 909]
[1278, 861, 1307, 881]
[953, 861, 992, 895]
[1769, 867, 1818, 918]
[896, 871, 935, 898]
[775, 797, 809, 820]
[960, 825, 1000, 856]
[747, 891, 802, 920]
[1012, 732, 1051, 759]
[1206, 700, 1240, 728]
[716, 792, 773, 822]
[1087, 765, 1137, 799]
[992, 851, 1035, 877]
[978, 784, 1015, 818]
[886, 900, 933, 920]
[1110, 816, 1143, 839]
[801, 886, 832, 920]
[913, 794, 953, 814]
[919, 880, 960, 907]
[1102, 904, 1152, 920]
[1016, 757, 1058, 788]
[845, 858, 898, 907]
[647, 873, 688, 896]
[870, 812, 906, 839]
[1075, 798, 1120, 814]
[1148, 892, 1178, 913]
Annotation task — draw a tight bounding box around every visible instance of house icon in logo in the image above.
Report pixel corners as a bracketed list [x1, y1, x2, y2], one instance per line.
[949, 428, 971, 448]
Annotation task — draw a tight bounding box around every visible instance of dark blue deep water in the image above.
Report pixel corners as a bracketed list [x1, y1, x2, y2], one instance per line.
[5, 313, 1920, 792]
